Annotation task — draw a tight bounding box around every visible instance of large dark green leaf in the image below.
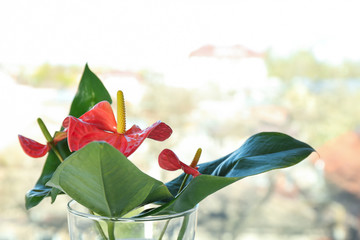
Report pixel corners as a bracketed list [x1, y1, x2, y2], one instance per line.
[146, 132, 315, 215]
[47, 142, 173, 217]
[25, 139, 70, 209]
[25, 64, 112, 209]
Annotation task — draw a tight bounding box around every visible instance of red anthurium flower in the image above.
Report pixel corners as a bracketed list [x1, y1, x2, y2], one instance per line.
[158, 149, 201, 177]
[18, 131, 67, 158]
[63, 100, 172, 157]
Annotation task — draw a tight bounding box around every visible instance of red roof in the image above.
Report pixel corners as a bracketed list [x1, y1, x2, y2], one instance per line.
[318, 131, 360, 198]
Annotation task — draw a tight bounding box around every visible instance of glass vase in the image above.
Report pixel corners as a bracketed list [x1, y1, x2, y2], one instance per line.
[67, 200, 198, 240]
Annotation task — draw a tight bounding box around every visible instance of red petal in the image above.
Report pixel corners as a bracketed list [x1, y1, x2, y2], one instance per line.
[65, 114, 171, 157]
[62, 117, 70, 129]
[158, 149, 182, 170]
[53, 131, 67, 144]
[158, 149, 201, 177]
[125, 125, 142, 135]
[66, 116, 128, 153]
[180, 162, 201, 177]
[147, 121, 172, 141]
[18, 135, 49, 158]
[123, 122, 171, 157]
[79, 101, 117, 132]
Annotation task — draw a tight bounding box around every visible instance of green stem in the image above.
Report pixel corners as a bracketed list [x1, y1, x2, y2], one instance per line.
[177, 215, 190, 240]
[178, 174, 190, 194]
[107, 221, 116, 240]
[178, 148, 201, 194]
[49, 143, 64, 162]
[158, 148, 201, 239]
[158, 173, 190, 240]
[89, 210, 108, 240]
[176, 148, 201, 239]
[158, 219, 170, 240]
[37, 118, 64, 162]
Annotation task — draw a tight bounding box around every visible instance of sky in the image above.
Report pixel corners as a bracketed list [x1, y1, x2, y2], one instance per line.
[1, 0, 360, 70]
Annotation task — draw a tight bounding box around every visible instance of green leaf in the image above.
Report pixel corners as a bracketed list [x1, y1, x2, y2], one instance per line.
[153, 132, 315, 215]
[47, 142, 173, 217]
[25, 139, 70, 209]
[69, 64, 112, 117]
[25, 64, 112, 209]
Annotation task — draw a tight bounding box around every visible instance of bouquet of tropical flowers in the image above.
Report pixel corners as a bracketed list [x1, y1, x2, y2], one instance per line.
[19, 65, 315, 240]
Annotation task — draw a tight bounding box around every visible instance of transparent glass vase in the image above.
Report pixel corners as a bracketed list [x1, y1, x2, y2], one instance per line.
[67, 200, 198, 240]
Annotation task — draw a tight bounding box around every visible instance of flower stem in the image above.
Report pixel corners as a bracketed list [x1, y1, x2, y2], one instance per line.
[178, 175, 190, 194]
[89, 210, 108, 240]
[158, 219, 170, 240]
[49, 145, 64, 163]
[177, 215, 190, 240]
[159, 148, 202, 240]
[117, 90, 126, 134]
[178, 148, 202, 193]
[37, 118, 64, 162]
[107, 221, 116, 240]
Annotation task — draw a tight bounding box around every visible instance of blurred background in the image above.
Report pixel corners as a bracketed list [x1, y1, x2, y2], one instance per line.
[1, 0, 360, 239]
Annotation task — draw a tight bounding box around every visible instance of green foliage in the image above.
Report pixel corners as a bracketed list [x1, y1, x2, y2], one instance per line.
[25, 139, 70, 209]
[281, 83, 360, 146]
[138, 76, 196, 127]
[265, 49, 360, 146]
[25, 64, 112, 209]
[47, 142, 173, 217]
[47, 133, 314, 218]
[69, 64, 112, 118]
[266, 50, 360, 81]
[141, 132, 314, 216]
[30, 63, 80, 87]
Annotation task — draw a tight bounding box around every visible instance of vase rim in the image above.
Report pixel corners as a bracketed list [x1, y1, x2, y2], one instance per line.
[67, 199, 198, 222]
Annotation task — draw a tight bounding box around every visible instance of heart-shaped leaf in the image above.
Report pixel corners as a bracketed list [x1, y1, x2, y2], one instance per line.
[69, 64, 112, 118]
[25, 64, 112, 209]
[47, 142, 173, 217]
[146, 132, 315, 215]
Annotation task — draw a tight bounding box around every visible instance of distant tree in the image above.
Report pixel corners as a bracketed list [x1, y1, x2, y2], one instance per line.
[265, 50, 360, 81]
[29, 63, 81, 88]
[140, 82, 197, 128]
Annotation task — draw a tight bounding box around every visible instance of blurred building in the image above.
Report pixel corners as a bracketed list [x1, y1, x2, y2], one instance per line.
[164, 44, 278, 94]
